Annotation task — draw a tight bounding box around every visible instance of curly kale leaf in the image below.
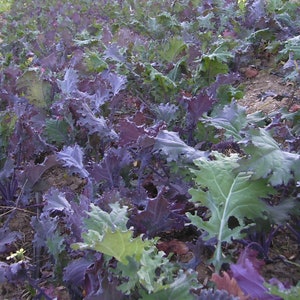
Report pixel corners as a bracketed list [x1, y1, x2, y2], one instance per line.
[186, 152, 274, 268]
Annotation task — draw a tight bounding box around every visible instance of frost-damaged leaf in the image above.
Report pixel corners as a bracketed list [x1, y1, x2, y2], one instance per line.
[186, 152, 274, 268]
[202, 102, 248, 141]
[154, 130, 207, 162]
[0, 228, 23, 253]
[57, 144, 89, 178]
[57, 68, 78, 96]
[239, 128, 300, 185]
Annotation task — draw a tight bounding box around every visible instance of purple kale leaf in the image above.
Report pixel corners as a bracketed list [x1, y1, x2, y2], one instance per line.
[0, 175, 18, 205]
[43, 188, 73, 214]
[230, 248, 280, 300]
[128, 187, 187, 237]
[9, 101, 54, 162]
[76, 102, 118, 140]
[80, 78, 111, 109]
[182, 73, 241, 130]
[77, 71, 124, 109]
[16, 155, 59, 193]
[0, 228, 23, 253]
[179, 89, 215, 128]
[102, 70, 127, 96]
[244, 0, 267, 29]
[63, 257, 92, 296]
[198, 289, 239, 300]
[0, 261, 28, 284]
[57, 68, 79, 96]
[87, 148, 132, 189]
[66, 194, 91, 240]
[154, 103, 178, 123]
[57, 144, 89, 178]
[104, 43, 126, 63]
[31, 214, 59, 249]
[118, 118, 148, 147]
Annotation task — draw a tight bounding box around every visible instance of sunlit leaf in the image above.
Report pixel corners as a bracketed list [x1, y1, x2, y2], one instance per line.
[16, 69, 52, 108]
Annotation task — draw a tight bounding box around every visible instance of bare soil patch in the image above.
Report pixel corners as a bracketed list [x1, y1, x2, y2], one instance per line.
[239, 71, 300, 114]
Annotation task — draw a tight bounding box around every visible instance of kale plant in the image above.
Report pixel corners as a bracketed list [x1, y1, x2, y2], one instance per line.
[0, 0, 299, 298]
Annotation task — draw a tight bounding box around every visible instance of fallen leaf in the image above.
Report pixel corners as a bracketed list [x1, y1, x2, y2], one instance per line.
[244, 66, 259, 79]
[289, 104, 300, 112]
[157, 239, 189, 256]
[211, 271, 249, 300]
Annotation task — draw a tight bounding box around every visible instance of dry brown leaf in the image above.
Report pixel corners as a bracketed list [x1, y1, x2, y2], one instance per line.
[211, 271, 250, 300]
[157, 239, 189, 256]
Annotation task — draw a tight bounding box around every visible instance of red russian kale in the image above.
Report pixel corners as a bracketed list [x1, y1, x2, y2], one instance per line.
[230, 248, 281, 300]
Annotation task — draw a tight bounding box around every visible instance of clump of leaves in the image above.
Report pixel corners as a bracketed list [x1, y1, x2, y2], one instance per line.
[72, 203, 199, 297]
